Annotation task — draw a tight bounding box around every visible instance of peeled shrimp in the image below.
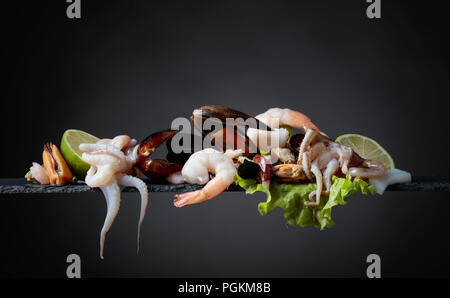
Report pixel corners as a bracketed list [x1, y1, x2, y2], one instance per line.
[28, 162, 50, 185]
[246, 127, 290, 153]
[255, 108, 319, 131]
[246, 108, 319, 154]
[172, 148, 237, 207]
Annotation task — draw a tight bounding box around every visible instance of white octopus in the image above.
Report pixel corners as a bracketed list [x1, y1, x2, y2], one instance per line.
[298, 129, 385, 208]
[80, 135, 148, 259]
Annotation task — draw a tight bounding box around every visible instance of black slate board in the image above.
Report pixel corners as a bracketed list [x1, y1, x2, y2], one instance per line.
[0, 178, 239, 194]
[0, 177, 449, 194]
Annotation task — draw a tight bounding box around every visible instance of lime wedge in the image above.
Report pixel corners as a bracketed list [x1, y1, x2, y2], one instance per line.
[335, 134, 395, 171]
[60, 129, 99, 179]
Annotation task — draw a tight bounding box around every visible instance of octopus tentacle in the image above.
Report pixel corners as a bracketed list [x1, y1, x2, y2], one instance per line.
[349, 160, 385, 178]
[332, 144, 352, 174]
[316, 150, 339, 169]
[302, 152, 312, 180]
[111, 135, 131, 150]
[297, 129, 318, 163]
[80, 135, 149, 259]
[99, 182, 121, 259]
[85, 165, 116, 188]
[118, 174, 149, 253]
[80, 144, 127, 161]
[323, 159, 339, 192]
[79, 143, 108, 152]
[305, 160, 323, 207]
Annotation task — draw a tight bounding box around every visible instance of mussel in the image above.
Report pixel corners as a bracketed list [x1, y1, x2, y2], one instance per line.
[191, 105, 270, 155]
[191, 105, 271, 132]
[137, 129, 183, 179]
[165, 132, 200, 165]
[288, 130, 331, 156]
[348, 150, 365, 168]
[288, 132, 305, 154]
[272, 164, 305, 182]
[193, 105, 250, 122]
[237, 159, 260, 179]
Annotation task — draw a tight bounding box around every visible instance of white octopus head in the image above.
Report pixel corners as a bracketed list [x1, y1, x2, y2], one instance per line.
[80, 136, 138, 188]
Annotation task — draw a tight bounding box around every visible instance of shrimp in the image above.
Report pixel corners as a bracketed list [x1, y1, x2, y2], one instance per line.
[172, 148, 237, 207]
[26, 162, 50, 185]
[245, 108, 319, 155]
[246, 127, 290, 153]
[255, 108, 319, 131]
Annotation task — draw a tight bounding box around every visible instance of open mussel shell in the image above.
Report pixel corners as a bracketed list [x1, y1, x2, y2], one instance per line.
[137, 129, 179, 164]
[193, 105, 253, 121]
[288, 130, 332, 155]
[166, 151, 191, 165]
[191, 105, 272, 135]
[348, 150, 364, 168]
[210, 127, 256, 157]
[141, 158, 182, 180]
[165, 132, 201, 165]
[237, 159, 260, 179]
[288, 132, 305, 153]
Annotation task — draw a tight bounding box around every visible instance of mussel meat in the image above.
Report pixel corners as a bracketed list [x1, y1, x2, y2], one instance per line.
[272, 164, 305, 182]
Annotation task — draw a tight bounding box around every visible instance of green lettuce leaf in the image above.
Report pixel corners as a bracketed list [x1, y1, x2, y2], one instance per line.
[234, 173, 375, 230]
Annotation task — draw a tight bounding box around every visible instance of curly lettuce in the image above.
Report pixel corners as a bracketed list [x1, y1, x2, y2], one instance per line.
[234, 174, 375, 230]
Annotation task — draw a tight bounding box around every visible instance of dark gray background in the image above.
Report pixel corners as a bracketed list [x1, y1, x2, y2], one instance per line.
[1, 0, 449, 277]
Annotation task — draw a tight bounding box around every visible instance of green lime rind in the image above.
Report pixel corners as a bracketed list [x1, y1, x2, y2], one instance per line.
[335, 133, 395, 171]
[60, 129, 99, 179]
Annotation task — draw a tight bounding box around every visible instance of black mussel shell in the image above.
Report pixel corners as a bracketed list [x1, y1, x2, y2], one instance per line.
[193, 105, 253, 122]
[166, 151, 191, 165]
[166, 132, 201, 153]
[348, 150, 364, 168]
[165, 132, 200, 165]
[288, 132, 306, 153]
[238, 159, 260, 179]
[191, 105, 272, 135]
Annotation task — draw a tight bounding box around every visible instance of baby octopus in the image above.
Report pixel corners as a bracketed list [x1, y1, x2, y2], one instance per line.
[80, 135, 148, 259]
[298, 129, 385, 208]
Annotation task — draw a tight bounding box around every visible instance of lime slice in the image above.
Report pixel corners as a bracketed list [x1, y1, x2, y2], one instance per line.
[335, 134, 395, 171]
[60, 129, 99, 179]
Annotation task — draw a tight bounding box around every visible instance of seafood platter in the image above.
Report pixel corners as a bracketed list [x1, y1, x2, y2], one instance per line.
[3, 105, 442, 259]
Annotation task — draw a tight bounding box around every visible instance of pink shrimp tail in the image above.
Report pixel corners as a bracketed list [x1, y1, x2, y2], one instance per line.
[173, 190, 202, 207]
